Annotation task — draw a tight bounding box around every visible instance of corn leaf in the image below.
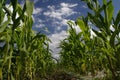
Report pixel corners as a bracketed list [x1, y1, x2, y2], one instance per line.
[102, 0, 107, 5]
[0, 3, 5, 24]
[10, 0, 18, 10]
[76, 19, 86, 32]
[110, 29, 118, 48]
[26, 0, 34, 16]
[0, 19, 10, 33]
[114, 10, 120, 26]
[107, 1, 114, 23]
[0, 68, 2, 80]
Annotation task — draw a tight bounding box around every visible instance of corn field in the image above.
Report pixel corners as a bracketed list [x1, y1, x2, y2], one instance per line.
[0, 0, 55, 80]
[0, 0, 120, 80]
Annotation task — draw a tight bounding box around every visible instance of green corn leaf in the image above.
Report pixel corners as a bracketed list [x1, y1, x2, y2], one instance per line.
[0, 32, 6, 41]
[87, 3, 94, 10]
[3, 6, 12, 16]
[88, 13, 103, 29]
[26, 0, 34, 16]
[102, 0, 107, 5]
[0, 0, 7, 6]
[98, 5, 104, 13]
[101, 47, 116, 61]
[110, 29, 118, 48]
[0, 3, 2, 11]
[0, 68, 2, 80]
[0, 18, 10, 33]
[0, 3, 5, 24]
[114, 10, 120, 26]
[107, 1, 114, 23]
[17, 4, 23, 16]
[67, 20, 75, 26]
[17, 4, 26, 22]
[28, 17, 33, 28]
[81, 63, 86, 72]
[92, 29, 106, 41]
[11, 74, 15, 80]
[10, 0, 18, 10]
[11, 0, 18, 21]
[99, 0, 112, 15]
[0, 10, 5, 24]
[76, 19, 86, 32]
[12, 4, 26, 30]
[2, 43, 10, 66]
[99, 14, 105, 24]
[12, 17, 21, 30]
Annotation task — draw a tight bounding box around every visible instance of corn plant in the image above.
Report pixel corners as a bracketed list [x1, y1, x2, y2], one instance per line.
[59, 0, 120, 79]
[0, 0, 54, 80]
[59, 18, 106, 75]
[82, 0, 120, 79]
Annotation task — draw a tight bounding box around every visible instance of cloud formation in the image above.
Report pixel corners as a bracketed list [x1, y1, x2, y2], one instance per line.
[48, 30, 69, 58]
[43, 2, 78, 30]
[34, 19, 46, 28]
[33, 7, 43, 15]
[32, 7, 45, 28]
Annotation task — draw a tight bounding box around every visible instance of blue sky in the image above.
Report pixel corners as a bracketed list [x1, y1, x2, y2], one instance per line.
[31, 0, 88, 33]
[18, 0, 120, 58]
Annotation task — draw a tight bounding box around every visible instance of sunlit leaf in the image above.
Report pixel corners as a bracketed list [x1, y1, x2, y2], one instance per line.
[26, 0, 34, 16]
[107, 1, 114, 23]
[76, 19, 86, 32]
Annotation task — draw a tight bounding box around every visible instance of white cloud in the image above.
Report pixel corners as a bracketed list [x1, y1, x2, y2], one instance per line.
[44, 3, 78, 19]
[47, 5, 55, 10]
[48, 30, 68, 58]
[35, 24, 45, 28]
[52, 19, 68, 31]
[82, 5, 88, 8]
[43, 2, 78, 30]
[90, 29, 96, 38]
[34, 19, 45, 28]
[32, 7, 44, 28]
[33, 7, 43, 14]
[110, 25, 115, 32]
[60, 3, 78, 8]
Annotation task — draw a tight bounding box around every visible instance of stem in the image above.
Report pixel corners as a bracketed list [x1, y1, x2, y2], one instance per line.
[0, 68, 2, 80]
[106, 54, 117, 80]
